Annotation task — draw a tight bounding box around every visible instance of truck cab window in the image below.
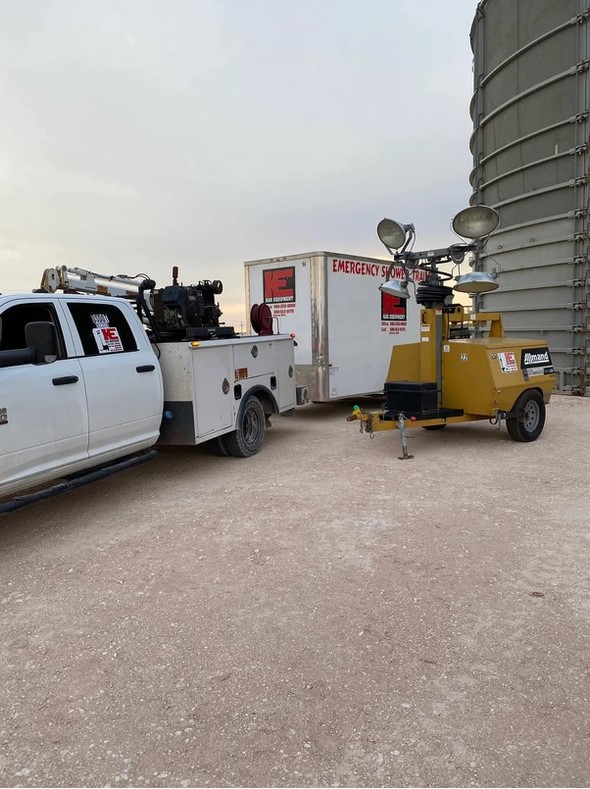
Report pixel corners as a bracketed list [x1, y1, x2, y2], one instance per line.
[67, 303, 138, 356]
[0, 303, 64, 360]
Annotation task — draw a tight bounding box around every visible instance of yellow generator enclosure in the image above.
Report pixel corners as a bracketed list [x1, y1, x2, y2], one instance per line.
[440, 337, 553, 416]
[385, 308, 555, 418]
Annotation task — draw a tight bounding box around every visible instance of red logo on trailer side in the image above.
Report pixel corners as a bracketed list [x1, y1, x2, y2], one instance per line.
[381, 291, 407, 321]
[263, 267, 296, 303]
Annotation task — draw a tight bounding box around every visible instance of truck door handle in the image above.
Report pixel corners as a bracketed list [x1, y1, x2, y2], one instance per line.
[136, 364, 155, 373]
[52, 375, 79, 386]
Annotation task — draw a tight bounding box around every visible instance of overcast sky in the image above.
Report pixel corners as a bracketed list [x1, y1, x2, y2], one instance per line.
[0, 0, 479, 323]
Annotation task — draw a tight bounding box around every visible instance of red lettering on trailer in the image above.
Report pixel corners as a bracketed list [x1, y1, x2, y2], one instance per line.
[331, 259, 427, 282]
[332, 259, 384, 277]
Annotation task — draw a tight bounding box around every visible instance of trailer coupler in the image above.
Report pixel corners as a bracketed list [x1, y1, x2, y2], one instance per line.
[347, 406, 415, 459]
[347, 405, 375, 436]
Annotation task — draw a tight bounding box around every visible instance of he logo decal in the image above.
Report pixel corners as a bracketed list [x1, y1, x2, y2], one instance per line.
[263, 267, 296, 304]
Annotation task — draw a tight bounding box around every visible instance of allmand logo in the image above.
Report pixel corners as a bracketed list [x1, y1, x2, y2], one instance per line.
[521, 348, 551, 367]
[263, 266, 295, 304]
[523, 351, 550, 366]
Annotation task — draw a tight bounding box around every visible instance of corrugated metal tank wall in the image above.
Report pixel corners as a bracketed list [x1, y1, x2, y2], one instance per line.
[470, 0, 590, 394]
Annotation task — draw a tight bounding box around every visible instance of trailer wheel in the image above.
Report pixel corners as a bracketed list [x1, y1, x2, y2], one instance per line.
[506, 390, 546, 442]
[422, 424, 447, 431]
[224, 395, 266, 458]
[207, 436, 229, 456]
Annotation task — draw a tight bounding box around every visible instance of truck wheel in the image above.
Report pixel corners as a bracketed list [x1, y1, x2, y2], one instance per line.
[224, 395, 266, 458]
[207, 436, 229, 456]
[506, 390, 546, 442]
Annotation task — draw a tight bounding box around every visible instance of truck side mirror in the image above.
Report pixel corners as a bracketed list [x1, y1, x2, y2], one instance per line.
[24, 321, 59, 364]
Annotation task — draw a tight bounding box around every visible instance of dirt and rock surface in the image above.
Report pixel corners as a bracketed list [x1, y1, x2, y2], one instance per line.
[1, 396, 589, 788]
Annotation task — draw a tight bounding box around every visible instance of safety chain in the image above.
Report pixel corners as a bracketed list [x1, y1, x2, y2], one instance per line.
[361, 413, 375, 438]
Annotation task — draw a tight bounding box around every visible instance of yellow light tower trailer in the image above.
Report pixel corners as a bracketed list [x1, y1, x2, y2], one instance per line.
[347, 206, 556, 458]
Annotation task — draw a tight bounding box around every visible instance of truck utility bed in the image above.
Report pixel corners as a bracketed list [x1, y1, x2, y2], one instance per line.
[157, 335, 296, 445]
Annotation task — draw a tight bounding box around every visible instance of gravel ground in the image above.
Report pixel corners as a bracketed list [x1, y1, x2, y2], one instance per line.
[1, 395, 589, 788]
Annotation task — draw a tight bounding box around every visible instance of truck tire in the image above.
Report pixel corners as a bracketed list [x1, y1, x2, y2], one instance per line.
[224, 395, 266, 458]
[207, 436, 229, 456]
[506, 389, 545, 442]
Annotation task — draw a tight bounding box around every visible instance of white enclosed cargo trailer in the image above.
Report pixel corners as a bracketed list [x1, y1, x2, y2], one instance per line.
[244, 252, 425, 401]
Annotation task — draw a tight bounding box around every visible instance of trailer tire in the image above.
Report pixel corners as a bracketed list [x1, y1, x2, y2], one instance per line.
[207, 436, 229, 456]
[224, 395, 266, 458]
[506, 389, 545, 442]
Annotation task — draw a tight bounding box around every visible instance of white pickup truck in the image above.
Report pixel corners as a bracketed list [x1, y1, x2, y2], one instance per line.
[0, 267, 304, 512]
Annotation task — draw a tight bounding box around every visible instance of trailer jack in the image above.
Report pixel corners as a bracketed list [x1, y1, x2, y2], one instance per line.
[397, 413, 414, 460]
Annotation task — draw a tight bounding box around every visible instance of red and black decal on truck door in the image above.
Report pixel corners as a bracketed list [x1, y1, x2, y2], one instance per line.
[263, 267, 296, 304]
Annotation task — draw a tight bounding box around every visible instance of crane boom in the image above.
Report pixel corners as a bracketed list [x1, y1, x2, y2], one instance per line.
[36, 264, 236, 342]
[40, 265, 151, 298]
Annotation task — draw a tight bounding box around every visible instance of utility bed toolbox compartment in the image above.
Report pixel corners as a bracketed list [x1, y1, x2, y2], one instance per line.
[157, 335, 295, 445]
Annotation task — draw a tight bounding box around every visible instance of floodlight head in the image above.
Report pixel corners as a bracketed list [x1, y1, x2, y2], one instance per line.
[377, 218, 409, 250]
[379, 279, 411, 300]
[452, 205, 500, 240]
[454, 271, 499, 294]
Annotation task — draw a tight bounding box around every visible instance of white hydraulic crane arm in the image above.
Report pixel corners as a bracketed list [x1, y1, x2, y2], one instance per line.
[40, 265, 151, 297]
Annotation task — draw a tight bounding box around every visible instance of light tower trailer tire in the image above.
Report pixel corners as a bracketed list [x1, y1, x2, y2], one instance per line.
[506, 389, 546, 442]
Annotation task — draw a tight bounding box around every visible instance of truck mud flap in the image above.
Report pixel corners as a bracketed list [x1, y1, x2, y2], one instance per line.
[0, 449, 158, 516]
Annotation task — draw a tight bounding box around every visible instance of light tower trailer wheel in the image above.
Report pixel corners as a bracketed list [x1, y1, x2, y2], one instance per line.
[506, 389, 546, 442]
